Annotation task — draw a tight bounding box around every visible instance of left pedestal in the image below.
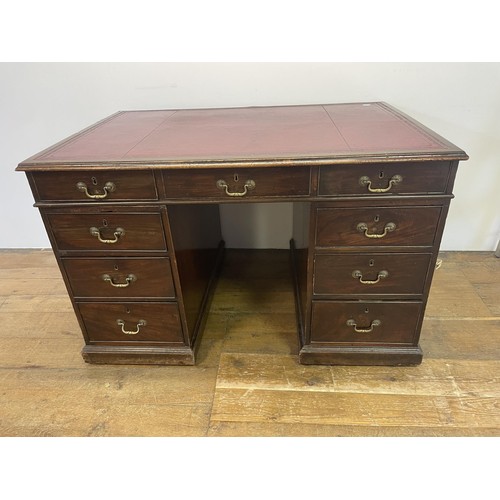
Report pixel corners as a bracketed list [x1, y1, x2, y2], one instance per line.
[27, 169, 222, 365]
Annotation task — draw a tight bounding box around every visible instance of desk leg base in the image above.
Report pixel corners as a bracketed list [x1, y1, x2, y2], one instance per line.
[298, 345, 423, 366]
[81, 345, 195, 365]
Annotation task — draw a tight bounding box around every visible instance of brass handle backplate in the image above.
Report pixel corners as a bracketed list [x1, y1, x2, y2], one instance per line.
[102, 274, 136, 288]
[352, 270, 389, 284]
[77, 181, 116, 199]
[346, 319, 381, 333]
[357, 222, 396, 239]
[90, 226, 125, 244]
[216, 179, 256, 197]
[359, 175, 402, 193]
[116, 319, 146, 335]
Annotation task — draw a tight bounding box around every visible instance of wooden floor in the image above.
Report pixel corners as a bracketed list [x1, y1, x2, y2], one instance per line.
[0, 248, 498, 437]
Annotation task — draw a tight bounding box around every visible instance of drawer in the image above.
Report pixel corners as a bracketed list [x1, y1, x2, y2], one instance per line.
[46, 212, 167, 252]
[78, 302, 184, 344]
[318, 161, 451, 196]
[163, 167, 311, 199]
[31, 170, 158, 202]
[313, 253, 432, 296]
[62, 257, 176, 298]
[315, 206, 442, 247]
[310, 301, 422, 345]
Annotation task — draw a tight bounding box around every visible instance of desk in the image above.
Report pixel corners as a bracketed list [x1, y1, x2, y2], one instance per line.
[17, 102, 468, 366]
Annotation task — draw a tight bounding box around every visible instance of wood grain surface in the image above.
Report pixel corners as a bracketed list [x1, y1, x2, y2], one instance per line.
[0, 248, 498, 436]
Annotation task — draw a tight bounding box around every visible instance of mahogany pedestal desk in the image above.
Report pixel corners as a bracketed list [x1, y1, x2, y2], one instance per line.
[17, 102, 468, 366]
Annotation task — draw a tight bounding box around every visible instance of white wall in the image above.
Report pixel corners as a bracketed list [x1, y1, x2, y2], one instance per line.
[1, 62, 499, 250]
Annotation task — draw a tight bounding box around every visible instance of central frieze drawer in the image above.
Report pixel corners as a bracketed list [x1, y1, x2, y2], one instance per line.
[315, 206, 442, 247]
[46, 212, 167, 252]
[313, 253, 432, 296]
[318, 161, 452, 196]
[62, 257, 176, 298]
[78, 302, 184, 344]
[163, 167, 311, 199]
[31, 170, 158, 202]
[310, 301, 422, 345]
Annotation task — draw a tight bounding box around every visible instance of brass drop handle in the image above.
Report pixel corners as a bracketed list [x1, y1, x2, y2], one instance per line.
[116, 319, 146, 335]
[102, 273, 136, 288]
[77, 181, 116, 199]
[357, 222, 396, 239]
[352, 270, 388, 284]
[90, 226, 125, 244]
[216, 179, 256, 197]
[359, 175, 402, 193]
[346, 319, 381, 333]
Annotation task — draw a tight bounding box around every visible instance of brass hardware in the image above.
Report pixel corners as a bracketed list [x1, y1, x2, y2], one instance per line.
[89, 226, 125, 244]
[435, 259, 442, 270]
[77, 181, 116, 199]
[346, 319, 381, 333]
[359, 174, 402, 193]
[102, 273, 136, 288]
[357, 222, 396, 238]
[352, 269, 388, 284]
[116, 319, 146, 335]
[216, 179, 256, 197]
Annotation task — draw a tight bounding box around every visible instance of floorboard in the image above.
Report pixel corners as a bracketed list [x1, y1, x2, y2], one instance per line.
[0, 249, 498, 437]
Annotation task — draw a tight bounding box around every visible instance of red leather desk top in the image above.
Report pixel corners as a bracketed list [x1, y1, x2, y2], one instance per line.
[18, 102, 468, 170]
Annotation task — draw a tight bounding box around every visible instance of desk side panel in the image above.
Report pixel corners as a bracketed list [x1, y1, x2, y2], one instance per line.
[291, 202, 312, 347]
[166, 204, 223, 348]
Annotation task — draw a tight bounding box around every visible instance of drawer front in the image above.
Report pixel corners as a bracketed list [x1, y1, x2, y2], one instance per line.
[310, 301, 422, 345]
[313, 253, 432, 296]
[46, 212, 167, 252]
[318, 161, 451, 196]
[315, 206, 442, 248]
[78, 302, 184, 343]
[163, 167, 311, 199]
[63, 257, 176, 298]
[31, 170, 158, 202]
